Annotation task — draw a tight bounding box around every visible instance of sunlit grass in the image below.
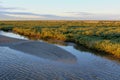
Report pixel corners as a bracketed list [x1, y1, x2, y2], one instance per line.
[0, 20, 120, 57]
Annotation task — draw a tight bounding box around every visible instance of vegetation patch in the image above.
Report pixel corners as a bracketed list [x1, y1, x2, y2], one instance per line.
[0, 21, 120, 57]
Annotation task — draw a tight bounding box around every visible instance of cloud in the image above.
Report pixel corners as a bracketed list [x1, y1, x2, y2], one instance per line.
[0, 4, 120, 20]
[0, 6, 25, 11]
[0, 10, 72, 20]
[0, 5, 43, 20]
[0, 5, 76, 20]
[64, 12, 120, 20]
[0, 2, 25, 11]
[0, 6, 17, 10]
[66, 12, 93, 15]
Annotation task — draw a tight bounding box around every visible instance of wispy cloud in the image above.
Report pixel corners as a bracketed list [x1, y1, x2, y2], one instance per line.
[64, 12, 120, 20]
[0, 5, 25, 11]
[66, 12, 93, 16]
[0, 3, 120, 20]
[0, 6, 17, 10]
[0, 4, 75, 20]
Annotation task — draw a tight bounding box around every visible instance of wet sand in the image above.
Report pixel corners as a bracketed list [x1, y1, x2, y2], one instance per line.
[0, 35, 77, 63]
[0, 35, 120, 80]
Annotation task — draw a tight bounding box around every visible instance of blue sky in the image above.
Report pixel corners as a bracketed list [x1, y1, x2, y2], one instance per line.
[0, 0, 120, 20]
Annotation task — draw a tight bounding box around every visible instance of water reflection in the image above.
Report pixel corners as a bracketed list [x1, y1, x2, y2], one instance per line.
[0, 30, 120, 63]
[0, 46, 120, 80]
[1, 31, 120, 80]
[0, 31, 28, 40]
[74, 44, 120, 63]
[48, 40, 120, 63]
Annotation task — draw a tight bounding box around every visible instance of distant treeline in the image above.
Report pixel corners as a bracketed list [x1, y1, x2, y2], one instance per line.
[0, 20, 120, 57]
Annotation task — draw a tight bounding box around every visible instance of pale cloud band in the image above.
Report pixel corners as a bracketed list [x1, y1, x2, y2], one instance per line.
[0, 3, 120, 20]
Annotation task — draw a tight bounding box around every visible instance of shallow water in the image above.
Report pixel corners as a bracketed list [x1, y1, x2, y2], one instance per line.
[0, 31, 28, 40]
[0, 31, 120, 80]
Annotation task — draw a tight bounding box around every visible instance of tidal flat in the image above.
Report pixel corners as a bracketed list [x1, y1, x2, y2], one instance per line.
[0, 31, 120, 80]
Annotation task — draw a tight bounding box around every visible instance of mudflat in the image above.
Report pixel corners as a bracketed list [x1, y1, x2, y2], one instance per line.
[0, 35, 120, 80]
[0, 35, 77, 63]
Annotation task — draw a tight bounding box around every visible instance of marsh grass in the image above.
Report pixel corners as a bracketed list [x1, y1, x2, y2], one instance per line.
[0, 20, 120, 57]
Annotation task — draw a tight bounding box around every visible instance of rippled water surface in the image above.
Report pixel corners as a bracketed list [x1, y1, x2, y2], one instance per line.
[0, 31, 120, 80]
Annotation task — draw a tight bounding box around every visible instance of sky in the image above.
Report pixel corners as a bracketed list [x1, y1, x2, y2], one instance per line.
[0, 0, 120, 20]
